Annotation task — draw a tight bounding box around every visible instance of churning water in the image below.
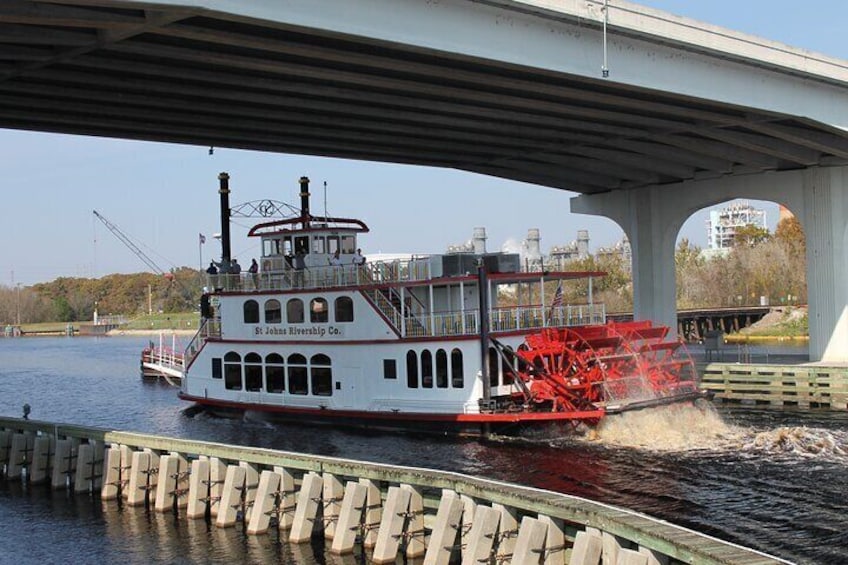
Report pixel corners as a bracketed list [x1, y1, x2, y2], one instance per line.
[0, 337, 846, 564]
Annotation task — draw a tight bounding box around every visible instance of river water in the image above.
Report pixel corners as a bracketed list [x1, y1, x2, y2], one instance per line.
[0, 336, 846, 564]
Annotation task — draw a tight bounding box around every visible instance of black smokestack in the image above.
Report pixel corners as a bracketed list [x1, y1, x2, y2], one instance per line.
[219, 172, 231, 266]
[299, 176, 310, 227]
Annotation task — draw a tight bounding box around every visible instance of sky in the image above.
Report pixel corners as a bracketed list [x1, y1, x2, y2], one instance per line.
[3, 1, 848, 286]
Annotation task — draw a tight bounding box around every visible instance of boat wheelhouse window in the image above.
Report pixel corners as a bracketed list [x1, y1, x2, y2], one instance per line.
[263, 238, 284, 257]
[326, 235, 340, 255]
[266, 353, 285, 393]
[340, 235, 355, 254]
[287, 299, 304, 324]
[310, 298, 329, 323]
[244, 300, 260, 324]
[334, 296, 354, 322]
[212, 358, 222, 380]
[244, 352, 263, 392]
[312, 235, 326, 254]
[224, 352, 242, 390]
[288, 354, 308, 395]
[488, 347, 499, 387]
[294, 236, 309, 254]
[436, 349, 448, 388]
[451, 349, 464, 388]
[310, 354, 332, 397]
[421, 350, 433, 388]
[264, 299, 282, 324]
[406, 351, 418, 388]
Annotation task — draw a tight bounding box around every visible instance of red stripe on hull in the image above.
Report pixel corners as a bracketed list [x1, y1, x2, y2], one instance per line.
[179, 393, 604, 425]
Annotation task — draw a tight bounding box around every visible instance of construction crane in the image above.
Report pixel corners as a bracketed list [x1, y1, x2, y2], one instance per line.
[93, 210, 168, 276]
[92, 210, 193, 301]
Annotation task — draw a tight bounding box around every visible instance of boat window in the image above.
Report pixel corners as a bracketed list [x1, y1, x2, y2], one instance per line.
[340, 235, 355, 254]
[224, 352, 242, 390]
[436, 349, 448, 388]
[326, 235, 340, 255]
[421, 350, 433, 388]
[263, 238, 284, 257]
[310, 298, 329, 323]
[488, 347, 499, 387]
[334, 296, 354, 322]
[212, 358, 222, 379]
[264, 299, 282, 324]
[265, 353, 285, 393]
[243, 300, 260, 324]
[406, 350, 418, 388]
[287, 299, 304, 323]
[294, 236, 309, 255]
[288, 353, 308, 395]
[312, 235, 326, 254]
[451, 349, 464, 388]
[383, 359, 397, 380]
[310, 354, 332, 397]
[244, 352, 263, 392]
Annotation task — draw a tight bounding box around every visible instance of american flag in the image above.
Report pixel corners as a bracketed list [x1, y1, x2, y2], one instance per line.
[548, 280, 563, 323]
[551, 280, 563, 308]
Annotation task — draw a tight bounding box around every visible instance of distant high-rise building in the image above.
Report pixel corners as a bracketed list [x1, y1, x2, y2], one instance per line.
[706, 200, 767, 250]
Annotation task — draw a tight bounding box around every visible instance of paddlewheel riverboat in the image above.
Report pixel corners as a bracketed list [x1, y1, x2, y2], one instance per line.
[178, 173, 709, 435]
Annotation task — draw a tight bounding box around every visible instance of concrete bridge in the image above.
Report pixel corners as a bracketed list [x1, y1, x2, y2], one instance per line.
[2, 0, 847, 360]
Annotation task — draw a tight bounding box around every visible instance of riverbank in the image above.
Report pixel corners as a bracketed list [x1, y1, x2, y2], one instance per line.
[108, 328, 195, 337]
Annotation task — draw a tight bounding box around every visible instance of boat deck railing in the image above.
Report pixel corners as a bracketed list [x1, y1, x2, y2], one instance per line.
[404, 304, 606, 338]
[208, 261, 421, 293]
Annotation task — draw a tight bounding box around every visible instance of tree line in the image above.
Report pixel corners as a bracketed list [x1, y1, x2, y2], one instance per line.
[0, 267, 202, 324]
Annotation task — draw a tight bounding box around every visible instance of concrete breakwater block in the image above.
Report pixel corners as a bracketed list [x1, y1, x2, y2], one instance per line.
[289, 472, 323, 543]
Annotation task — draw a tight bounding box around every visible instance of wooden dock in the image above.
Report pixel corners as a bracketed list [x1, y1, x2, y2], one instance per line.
[701, 363, 848, 410]
[0, 417, 788, 565]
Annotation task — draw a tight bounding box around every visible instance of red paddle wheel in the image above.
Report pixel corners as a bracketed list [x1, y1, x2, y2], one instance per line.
[505, 320, 704, 423]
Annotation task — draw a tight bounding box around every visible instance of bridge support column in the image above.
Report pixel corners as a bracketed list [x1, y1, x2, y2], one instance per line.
[801, 167, 848, 362]
[572, 186, 681, 336]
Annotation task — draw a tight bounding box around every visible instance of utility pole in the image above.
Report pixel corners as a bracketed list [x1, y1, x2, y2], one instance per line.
[15, 283, 21, 326]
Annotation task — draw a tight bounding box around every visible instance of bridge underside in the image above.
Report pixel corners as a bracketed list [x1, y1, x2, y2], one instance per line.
[3, 0, 848, 194]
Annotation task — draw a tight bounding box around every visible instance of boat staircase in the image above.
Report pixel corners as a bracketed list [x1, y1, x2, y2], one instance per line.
[362, 288, 427, 337]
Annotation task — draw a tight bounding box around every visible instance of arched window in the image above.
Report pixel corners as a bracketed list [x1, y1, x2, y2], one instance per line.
[334, 296, 354, 322]
[264, 299, 282, 324]
[451, 349, 464, 388]
[244, 352, 263, 392]
[436, 349, 448, 388]
[265, 353, 285, 393]
[311, 354, 332, 397]
[224, 352, 242, 390]
[421, 350, 433, 388]
[243, 300, 259, 324]
[310, 298, 328, 323]
[406, 350, 418, 388]
[288, 353, 308, 395]
[287, 298, 304, 324]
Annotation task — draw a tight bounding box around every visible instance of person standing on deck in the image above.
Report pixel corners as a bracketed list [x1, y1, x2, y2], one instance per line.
[248, 258, 259, 289]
